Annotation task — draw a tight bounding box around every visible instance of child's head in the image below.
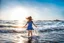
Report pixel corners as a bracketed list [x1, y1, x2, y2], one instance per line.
[26, 16, 32, 21]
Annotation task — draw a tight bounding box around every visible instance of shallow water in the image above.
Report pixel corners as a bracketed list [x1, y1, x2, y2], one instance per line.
[0, 29, 64, 43]
[0, 20, 64, 43]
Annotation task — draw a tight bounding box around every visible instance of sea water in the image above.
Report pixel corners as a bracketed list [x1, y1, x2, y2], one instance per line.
[0, 20, 64, 43]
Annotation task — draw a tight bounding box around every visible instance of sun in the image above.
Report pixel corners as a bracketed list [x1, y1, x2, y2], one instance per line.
[10, 6, 29, 21]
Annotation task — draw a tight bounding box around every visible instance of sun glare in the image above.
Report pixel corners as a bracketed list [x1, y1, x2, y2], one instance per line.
[10, 6, 29, 21]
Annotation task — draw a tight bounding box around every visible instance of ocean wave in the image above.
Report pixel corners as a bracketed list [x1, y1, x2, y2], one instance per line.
[0, 29, 26, 33]
[38, 26, 64, 33]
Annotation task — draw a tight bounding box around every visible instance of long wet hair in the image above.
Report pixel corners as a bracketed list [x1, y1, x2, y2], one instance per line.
[26, 16, 33, 22]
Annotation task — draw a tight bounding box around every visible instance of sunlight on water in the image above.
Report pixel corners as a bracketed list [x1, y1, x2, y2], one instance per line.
[0, 20, 64, 43]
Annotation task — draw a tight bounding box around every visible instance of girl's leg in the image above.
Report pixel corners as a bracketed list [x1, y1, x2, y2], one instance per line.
[30, 30, 32, 37]
[28, 30, 33, 37]
[28, 30, 31, 37]
[28, 31, 29, 36]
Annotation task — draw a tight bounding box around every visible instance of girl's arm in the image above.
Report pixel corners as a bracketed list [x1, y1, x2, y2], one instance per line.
[33, 22, 37, 27]
[25, 23, 27, 26]
[23, 22, 27, 27]
[12, 22, 27, 28]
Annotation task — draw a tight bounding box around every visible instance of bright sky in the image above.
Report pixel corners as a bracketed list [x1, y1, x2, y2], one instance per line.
[0, 0, 64, 20]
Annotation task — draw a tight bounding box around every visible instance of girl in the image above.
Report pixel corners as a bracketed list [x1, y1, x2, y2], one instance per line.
[24, 16, 37, 37]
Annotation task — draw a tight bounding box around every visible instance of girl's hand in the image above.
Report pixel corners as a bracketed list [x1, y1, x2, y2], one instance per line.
[35, 26, 37, 27]
[22, 26, 26, 28]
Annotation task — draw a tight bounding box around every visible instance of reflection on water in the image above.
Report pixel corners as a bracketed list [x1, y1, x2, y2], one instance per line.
[0, 29, 64, 43]
[0, 20, 64, 43]
[0, 30, 64, 43]
[28, 38, 32, 43]
[0, 33, 39, 43]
